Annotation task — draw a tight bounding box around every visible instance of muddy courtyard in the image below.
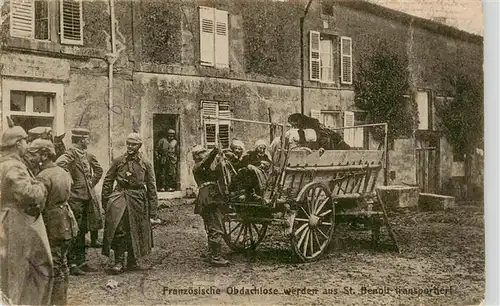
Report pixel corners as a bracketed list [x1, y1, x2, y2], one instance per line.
[67, 199, 484, 306]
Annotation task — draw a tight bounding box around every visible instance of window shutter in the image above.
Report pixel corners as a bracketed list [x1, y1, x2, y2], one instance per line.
[201, 101, 217, 148]
[343, 111, 355, 147]
[10, 0, 34, 39]
[214, 9, 229, 68]
[199, 6, 215, 66]
[60, 0, 83, 45]
[310, 109, 321, 120]
[309, 31, 321, 81]
[340, 36, 352, 84]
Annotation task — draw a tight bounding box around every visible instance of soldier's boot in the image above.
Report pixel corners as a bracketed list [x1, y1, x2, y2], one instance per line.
[208, 242, 230, 267]
[51, 277, 68, 306]
[110, 250, 125, 275]
[90, 230, 102, 248]
[127, 252, 147, 271]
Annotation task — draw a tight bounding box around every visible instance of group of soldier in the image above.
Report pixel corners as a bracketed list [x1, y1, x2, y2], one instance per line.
[0, 116, 280, 305]
[0, 122, 158, 306]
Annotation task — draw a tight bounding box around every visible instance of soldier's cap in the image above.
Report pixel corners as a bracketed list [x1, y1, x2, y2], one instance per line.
[167, 129, 176, 134]
[27, 139, 56, 156]
[72, 127, 90, 138]
[191, 145, 207, 156]
[28, 126, 53, 135]
[126, 132, 143, 144]
[1, 126, 28, 147]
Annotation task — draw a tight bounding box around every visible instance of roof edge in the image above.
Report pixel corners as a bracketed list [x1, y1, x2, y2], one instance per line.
[334, 0, 483, 45]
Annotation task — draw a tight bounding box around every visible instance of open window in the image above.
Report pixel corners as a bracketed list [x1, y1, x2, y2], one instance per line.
[201, 101, 231, 148]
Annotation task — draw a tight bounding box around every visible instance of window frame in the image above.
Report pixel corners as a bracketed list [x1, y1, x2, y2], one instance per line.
[319, 37, 335, 84]
[2, 79, 65, 134]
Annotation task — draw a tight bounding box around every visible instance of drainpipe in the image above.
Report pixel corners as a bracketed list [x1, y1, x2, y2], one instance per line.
[300, 0, 314, 115]
[107, 0, 117, 164]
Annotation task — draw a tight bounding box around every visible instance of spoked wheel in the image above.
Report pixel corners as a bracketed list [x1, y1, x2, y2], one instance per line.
[291, 182, 335, 262]
[223, 214, 268, 253]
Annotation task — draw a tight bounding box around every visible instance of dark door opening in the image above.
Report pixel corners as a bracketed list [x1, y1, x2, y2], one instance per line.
[153, 114, 180, 192]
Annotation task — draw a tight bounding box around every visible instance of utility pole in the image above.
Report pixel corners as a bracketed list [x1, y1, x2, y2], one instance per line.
[300, 0, 314, 115]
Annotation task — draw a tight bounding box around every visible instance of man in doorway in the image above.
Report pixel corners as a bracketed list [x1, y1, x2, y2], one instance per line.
[101, 132, 158, 274]
[56, 128, 103, 275]
[156, 129, 178, 192]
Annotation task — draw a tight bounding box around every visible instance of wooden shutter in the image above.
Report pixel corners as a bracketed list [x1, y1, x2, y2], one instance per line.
[60, 0, 83, 45]
[201, 101, 231, 148]
[214, 9, 229, 68]
[199, 6, 215, 66]
[10, 0, 34, 39]
[340, 36, 352, 84]
[343, 111, 355, 147]
[309, 31, 320, 81]
[217, 102, 231, 148]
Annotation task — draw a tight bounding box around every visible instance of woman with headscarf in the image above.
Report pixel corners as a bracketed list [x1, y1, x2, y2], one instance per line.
[237, 139, 272, 201]
[223, 139, 245, 171]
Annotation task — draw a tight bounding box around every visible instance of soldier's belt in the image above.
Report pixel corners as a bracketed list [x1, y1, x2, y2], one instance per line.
[199, 181, 217, 189]
[117, 183, 146, 190]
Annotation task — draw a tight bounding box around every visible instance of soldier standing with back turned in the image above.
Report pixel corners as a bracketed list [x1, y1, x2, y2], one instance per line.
[56, 127, 103, 275]
[26, 139, 78, 305]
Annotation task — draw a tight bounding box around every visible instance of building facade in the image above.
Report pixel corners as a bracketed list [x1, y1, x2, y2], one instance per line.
[0, 0, 483, 197]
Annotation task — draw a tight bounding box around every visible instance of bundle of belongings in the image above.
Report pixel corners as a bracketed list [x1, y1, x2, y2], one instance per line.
[286, 113, 351, 151]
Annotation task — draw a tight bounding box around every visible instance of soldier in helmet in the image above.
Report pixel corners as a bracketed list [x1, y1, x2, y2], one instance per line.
[155, 129, 179, 192]
[0, 121, 53, 305]
[26, 139, 78, 305]
[56, 127, 103, 275]
[101, 132, 158, 274]
[191, 145, 230, 267]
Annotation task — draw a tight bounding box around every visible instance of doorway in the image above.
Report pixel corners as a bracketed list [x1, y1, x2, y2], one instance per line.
[153, 114, 180, 192]
[416, 134, 440, 193]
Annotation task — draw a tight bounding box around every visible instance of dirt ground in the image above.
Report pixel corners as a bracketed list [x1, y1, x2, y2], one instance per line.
[68, 199, 484, 306]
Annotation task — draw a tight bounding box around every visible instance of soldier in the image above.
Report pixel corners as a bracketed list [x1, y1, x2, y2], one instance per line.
[56, 127, 103, 275]
[0, 122, 53, 305]
[26, 139, 78, 306]
[102, 132, 158, 274]
[156, 129, 179, 191]
[191, 145, 230, 267]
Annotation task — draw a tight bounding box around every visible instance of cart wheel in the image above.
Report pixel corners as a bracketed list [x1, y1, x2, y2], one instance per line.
[223, 214, 268, 253]
[291, 182, 335, 262]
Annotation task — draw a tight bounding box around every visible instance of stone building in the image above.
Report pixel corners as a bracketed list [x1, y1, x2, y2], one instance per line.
[0, 0, 483, 197]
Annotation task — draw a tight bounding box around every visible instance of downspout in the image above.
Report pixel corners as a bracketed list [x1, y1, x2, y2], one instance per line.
[300, 0, 314, 115]
[107, 0, 118, 164]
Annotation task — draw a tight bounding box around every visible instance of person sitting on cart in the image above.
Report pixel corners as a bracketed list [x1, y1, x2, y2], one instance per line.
[235, 139, 272, 202]
[222, 139, 246, 171]
[191, 145, 230, 267]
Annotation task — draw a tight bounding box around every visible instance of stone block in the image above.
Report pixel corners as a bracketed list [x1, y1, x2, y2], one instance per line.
[376, 185, 420, 211]
[418, 193, 456, 211]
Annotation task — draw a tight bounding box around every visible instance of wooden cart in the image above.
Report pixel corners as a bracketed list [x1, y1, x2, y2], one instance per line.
[205, 116, 399, 262]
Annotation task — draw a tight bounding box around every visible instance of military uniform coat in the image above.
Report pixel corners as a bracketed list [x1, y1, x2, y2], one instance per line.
[37, 161, 79, 242]
[0, 153, 53, 305]
[101, 153, 158, 258]
[56, 147, 103, 231]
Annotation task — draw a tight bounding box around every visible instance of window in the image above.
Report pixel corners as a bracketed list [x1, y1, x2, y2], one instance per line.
[201, 101, 231, 148]
[199, 6, 229, 68]
[10, 0, 83, 45]
[310, 109, 340, 128]
[320, 39, 334, 83]
[416, 91, 429, 130]
[2, 80, 65, 135]
[310, 32, 352, 84]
